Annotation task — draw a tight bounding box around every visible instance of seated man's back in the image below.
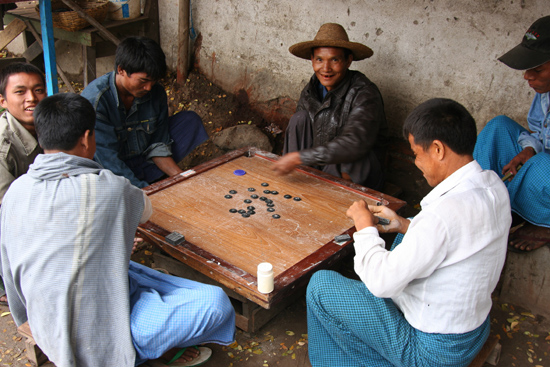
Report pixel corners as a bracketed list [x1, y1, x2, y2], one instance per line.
[1, 104, 144, 366]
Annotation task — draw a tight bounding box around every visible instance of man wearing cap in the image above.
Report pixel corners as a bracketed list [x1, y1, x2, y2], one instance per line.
[272, 23, 388, 190]
[474, 15, 550, 252]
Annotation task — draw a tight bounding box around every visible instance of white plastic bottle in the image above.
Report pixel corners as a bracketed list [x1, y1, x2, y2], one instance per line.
[257, 262, 274, 294]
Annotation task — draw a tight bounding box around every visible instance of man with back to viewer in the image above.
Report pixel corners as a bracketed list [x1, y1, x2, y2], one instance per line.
[272, 23, 388, 190]
[306, 98, 511, 366]
[0, 62, 47, 306]
[474, 15, 550, 252]
[0, 93, 236, 367]
[81, 36, 208, 188]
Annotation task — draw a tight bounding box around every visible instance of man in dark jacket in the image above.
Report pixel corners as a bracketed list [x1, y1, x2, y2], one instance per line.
[272, 23, 388, 190]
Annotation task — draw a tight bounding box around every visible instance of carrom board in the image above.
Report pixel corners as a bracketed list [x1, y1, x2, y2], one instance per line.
[139, 148, 405, 309]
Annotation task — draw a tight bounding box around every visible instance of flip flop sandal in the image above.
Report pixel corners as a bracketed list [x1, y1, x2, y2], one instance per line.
[166, 346, 212, 367]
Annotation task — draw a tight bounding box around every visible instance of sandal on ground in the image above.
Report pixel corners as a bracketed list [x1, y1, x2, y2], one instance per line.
[157, 346, 212, 367]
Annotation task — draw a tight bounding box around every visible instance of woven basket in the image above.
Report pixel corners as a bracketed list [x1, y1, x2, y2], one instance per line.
[36, 0, 109, 32]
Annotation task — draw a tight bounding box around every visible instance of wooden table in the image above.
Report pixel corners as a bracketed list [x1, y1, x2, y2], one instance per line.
[138, 147, 405, 331]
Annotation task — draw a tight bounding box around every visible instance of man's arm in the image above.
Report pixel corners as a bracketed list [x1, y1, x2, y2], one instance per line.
[0, 163, 16, 205]
[151, 156, 182, 177]
[351, 210, 447, 298]
[142, 87, 174, 162]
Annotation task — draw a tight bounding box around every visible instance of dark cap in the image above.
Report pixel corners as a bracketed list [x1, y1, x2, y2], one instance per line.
[498, 16, 550, 70]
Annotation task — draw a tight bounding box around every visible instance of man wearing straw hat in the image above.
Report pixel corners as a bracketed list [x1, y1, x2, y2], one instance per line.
[272, 23, 388, 190]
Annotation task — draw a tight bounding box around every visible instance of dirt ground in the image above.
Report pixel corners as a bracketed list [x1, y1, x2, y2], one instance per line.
[0, 69, 549, 367]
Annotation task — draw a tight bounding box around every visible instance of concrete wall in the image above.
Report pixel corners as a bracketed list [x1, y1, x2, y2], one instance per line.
[4, 1, 547, 135]
[157, 0, 547, 134]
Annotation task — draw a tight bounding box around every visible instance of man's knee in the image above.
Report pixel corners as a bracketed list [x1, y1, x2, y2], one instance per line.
[170, 110, 203, 129]
[483, 115, 521, 134]
[307, 270, 340, 306]
[200, 285, 235, 324]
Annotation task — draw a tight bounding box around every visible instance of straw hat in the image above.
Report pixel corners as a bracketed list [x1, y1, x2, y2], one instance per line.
[289, 23, 373, 61]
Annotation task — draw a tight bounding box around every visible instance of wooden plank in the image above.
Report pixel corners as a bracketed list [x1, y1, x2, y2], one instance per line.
[0, 18, 26, 51]
[177, 0, 190, 84]
[22, 40, 42, 61]
[467, 334, 499, 367]
[5, 13, 94, 47]
[60, 0, 120, 46]
[83, 45, 96, 86]
[23, 21, 76, 93]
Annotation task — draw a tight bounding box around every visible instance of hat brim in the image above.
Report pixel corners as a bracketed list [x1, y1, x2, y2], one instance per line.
[289, 40, 373, 61]
[498, 43, 550, 70]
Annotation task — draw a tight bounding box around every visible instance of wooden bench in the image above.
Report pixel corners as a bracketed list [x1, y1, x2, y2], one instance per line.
[17, 321, 49, 366]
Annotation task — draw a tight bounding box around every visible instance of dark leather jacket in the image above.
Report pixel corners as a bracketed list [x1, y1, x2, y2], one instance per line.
[297, 70, 388, 167]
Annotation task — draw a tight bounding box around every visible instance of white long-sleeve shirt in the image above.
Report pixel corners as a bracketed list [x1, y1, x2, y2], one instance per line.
[354, 161, 511, 334]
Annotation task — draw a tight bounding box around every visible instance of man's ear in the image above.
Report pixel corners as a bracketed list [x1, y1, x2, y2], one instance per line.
[117, 65, 125, 75]
[346, 54, 353, 68]
[0, 94, 7, 109]
[432, 140, 446, 160]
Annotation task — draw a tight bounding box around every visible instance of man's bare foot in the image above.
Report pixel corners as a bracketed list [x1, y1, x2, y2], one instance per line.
[509, 222, 550, 252]
[0, 295, 7, 305]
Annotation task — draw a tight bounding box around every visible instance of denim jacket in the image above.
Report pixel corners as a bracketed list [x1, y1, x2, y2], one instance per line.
[81, 71, 172, 187]
[518, 92, 550, 153]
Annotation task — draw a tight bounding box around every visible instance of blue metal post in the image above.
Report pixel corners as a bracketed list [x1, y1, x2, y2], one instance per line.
[39, 0, 58, 95]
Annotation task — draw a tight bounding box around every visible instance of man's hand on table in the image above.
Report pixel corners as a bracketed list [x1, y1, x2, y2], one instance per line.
[272, 152, 302, 175]
[132, 237, 144, 254]
[368, 204, 410, 234]
[346, 200, 410, 234]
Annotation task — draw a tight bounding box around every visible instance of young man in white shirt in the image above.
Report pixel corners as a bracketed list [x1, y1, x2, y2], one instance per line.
[306, 98, 511, 367]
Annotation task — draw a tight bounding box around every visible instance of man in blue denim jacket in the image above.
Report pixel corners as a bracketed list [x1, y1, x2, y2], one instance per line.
[474, 16, 550, 252]
[81, 37, 208, 188]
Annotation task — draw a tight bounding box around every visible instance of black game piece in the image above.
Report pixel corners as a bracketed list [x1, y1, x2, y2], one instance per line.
[251, 194, 259, 199]
[267, 203, 274, 207]
[224, 194, 233, 199]
[165, 231, 185, 245]
[247, 211, 256, 215]
[376, 216, 391, 225]
[238, 209, 246, 214]
[247, 206, 255, 210]
[229, 208, 238, 213]
[229, 190, 237, 194]
[284, 194, 292, 199]
[242, 213, 250, 218]
[260, 196, 267, 201]
[334, 234, 352, 242]
[244, 199, 252, 203]
[261, 182, 269, 187]
[263, 190, 271, 194]
[271, 191, 279, 195]
[293, 197, 301, 201]
[267, 207, 275, 212]
[265, 199, 273, 204]
[272, 214, 281, 219]
[248, 187, 256, 192]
